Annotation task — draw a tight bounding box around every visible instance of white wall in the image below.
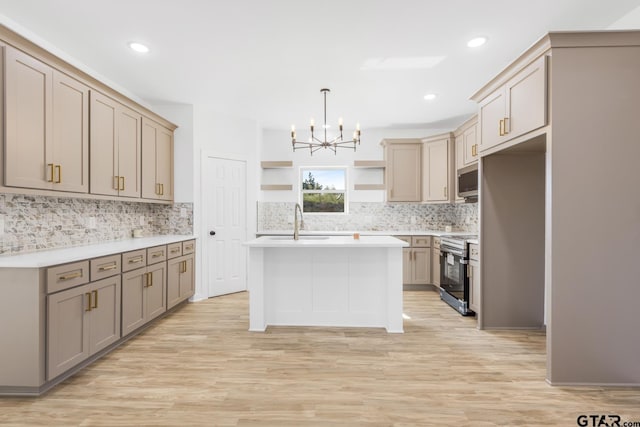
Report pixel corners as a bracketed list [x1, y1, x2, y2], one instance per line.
[191, 106, 260, 301]
[260, 127, 453, 203]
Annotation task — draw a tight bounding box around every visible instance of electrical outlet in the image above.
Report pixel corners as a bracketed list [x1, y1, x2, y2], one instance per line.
[180, 208, 187, 218]
[139, 216, 145, 226]
[88, 217, 96, 229]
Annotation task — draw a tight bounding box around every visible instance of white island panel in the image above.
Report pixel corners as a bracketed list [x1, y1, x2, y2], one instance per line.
[246, 236, 406, 333]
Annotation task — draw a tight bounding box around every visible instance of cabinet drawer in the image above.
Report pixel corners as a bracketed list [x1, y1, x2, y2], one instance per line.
[167, 242, 182, 259]
[147, 245, 167, 264]
[122, 249, 146, 272]
[469, 243, 479, 261]
[411, 236, 431, 248]
[90, 254, 121, 281]
[395, 236, 412, 245]
[47, 261, 89, 294]
[433, 237, 441, 249]
[182, 240, 195, 255]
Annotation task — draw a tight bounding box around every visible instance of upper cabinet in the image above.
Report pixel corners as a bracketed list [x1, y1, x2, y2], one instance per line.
[422, 133, 454, 203]
[454, 116, 478, 202]
[89, 92, 141, 198]
[4, 45, 89, 193]
[381, 140, 422, 202]
[478, 55, 547, 153]
[0, 27, 176, 203]
[142, 118, 174, 201]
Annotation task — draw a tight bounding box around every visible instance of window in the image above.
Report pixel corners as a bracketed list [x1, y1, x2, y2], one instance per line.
[300, 167, 347, 213]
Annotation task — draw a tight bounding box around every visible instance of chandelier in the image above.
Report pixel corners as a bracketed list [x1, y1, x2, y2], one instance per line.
[291, 88, 361, 155]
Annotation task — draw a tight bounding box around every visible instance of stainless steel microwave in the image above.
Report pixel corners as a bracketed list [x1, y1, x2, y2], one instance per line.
[457, 163, 478, 201]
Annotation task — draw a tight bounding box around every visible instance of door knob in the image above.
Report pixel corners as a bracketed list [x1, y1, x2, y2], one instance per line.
[209, 231, 216, 236]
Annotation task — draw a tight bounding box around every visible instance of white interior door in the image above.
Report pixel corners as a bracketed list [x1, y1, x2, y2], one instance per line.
[204, 156, 247, 297]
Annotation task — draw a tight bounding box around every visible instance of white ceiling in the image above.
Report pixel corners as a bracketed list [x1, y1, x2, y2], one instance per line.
[0, 0, 639, 132]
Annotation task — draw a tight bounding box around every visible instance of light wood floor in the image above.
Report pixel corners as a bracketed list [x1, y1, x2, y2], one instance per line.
[1, 291, 639, 426]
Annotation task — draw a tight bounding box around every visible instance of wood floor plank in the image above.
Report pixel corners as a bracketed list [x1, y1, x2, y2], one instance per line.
[0, 290, 639, 426]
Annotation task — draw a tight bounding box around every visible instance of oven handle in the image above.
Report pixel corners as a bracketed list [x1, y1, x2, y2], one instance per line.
[440, 247, 465, 258]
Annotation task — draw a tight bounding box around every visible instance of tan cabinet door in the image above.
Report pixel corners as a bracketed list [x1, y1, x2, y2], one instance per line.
[142, 118, 174, 200]
[505, 55, 547, 140]
[52, 72, 89, 193]
[47, 284, 91, 380]
[479, 88, 506, 152]
[462, 124, 478, 166]
[121, 268, 146, 336]
[167, 257, 182, 309]
[90, 91, 118, 196]
[412, 248, 431, 284]
[386, 144, 422, 202]
[146, 263, 166, 322]
[180, 255, 195, 300]
[88, 276, 121, 354]
[424, 138, 450, 202]
[117, 106, 142, 198]
[4, 46, 53, 190]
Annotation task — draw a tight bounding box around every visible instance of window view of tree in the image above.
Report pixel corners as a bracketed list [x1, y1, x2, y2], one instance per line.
[301, 169, 346, 213]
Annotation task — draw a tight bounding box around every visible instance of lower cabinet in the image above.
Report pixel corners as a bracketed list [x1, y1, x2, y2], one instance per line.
[167, 254, 195, 309]
[399, 236, 431, 286]
[122, 262, 166, 336]
[47, 275, 121, 380]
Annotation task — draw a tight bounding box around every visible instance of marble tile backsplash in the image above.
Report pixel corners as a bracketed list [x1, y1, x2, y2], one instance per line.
[0, 194, 193, 255]
[258, 202, 478, 233]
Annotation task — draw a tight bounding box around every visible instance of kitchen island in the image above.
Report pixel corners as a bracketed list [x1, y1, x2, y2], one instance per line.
[244, 235, 408, 333]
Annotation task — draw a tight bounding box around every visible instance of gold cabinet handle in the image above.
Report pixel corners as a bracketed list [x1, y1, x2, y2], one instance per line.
[59, 271, 82, 281]
[156, 183, 160, 195]
[120, 176, 125, 191]
[85, 292, 92, 312]
[92, 290, 98, 309]
[55, 165, 62, 183]
[472, 144, 477, 157]
[148, 272, 153, 287]
[128, 256, 144, 264]
[47, 164, 54, 182]
[170, 248, 180, 254]
[152, 252, 164, 258]
[114, 176, 120, 190]
[98, 264, 117, 271]
[503, 117, 509, 135]
[160, 183, 164, 195]
[444, 186, 448, 198]
[499, 119, 504, 136]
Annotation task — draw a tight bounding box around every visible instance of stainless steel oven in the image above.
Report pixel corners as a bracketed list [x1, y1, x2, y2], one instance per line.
[439, 235, 476, 316]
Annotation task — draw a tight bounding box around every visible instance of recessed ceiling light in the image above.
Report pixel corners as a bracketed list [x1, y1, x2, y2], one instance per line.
[128, 42, 149, 53]
[424, 93, 437, 101]
[467, 37, 487, 48]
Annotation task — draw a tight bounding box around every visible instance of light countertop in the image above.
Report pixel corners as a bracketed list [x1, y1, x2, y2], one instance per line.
[245, 235, 409, 248]
[0, 235, 197, 268]
[256, 230, 475, 238]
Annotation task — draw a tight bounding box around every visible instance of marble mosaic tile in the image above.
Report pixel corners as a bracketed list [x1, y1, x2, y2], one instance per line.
[0, 193, 193, 255]
[257, 201, 478, 233]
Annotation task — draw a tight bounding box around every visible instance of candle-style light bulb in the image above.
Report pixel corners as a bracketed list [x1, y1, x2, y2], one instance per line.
[356, 122, 360, 131]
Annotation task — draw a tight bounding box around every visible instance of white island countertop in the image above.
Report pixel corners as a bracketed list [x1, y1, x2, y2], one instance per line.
[0, 235, 197, 268]
[256, 230, 475, 238]
[245, 235, 409, 248]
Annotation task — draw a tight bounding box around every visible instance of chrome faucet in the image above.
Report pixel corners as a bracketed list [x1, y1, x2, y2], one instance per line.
[294, 203, 304, 240]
